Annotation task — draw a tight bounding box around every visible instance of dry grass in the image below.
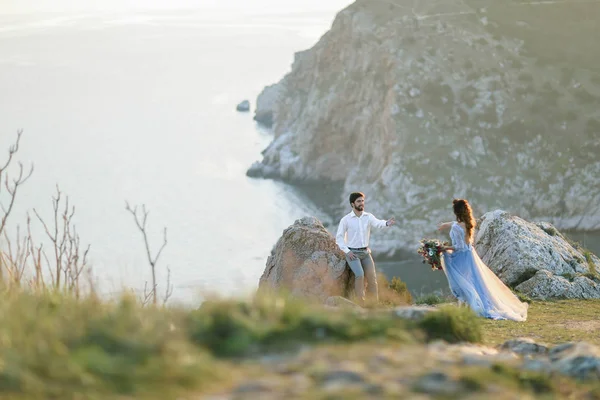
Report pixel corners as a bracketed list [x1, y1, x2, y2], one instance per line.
[377, 274, 413, 307]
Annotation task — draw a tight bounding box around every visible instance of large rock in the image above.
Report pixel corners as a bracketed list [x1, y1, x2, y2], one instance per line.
[247, 0, 600, 253]
[258, 217, 353, 302]
[515, 270, 600, 300]
[475, 210, 600, 299]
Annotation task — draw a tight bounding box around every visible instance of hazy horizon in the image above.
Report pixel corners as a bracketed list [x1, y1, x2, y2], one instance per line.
[1, 0, 354, 15]
[0, 1, 363, 302]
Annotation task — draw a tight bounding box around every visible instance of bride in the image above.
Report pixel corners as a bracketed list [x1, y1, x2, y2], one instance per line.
[437, 199, 528, 321]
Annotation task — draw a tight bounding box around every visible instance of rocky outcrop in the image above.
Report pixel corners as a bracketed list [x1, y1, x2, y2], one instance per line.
[258, 217, 353, 302]
[249, 0, 600, 251]
[253, 83, 282, 128]
[236, 100, 250, 112]
[475, 210, 600, 299]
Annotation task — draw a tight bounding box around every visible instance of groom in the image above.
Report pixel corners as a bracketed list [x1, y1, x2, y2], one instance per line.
[335, 192, 395, 305]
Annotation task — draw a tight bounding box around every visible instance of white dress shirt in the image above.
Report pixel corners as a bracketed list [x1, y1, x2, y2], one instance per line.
[335, 211, 389, 254]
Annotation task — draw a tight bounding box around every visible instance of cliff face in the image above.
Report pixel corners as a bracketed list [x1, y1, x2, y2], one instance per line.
[249, 0, 600, 253]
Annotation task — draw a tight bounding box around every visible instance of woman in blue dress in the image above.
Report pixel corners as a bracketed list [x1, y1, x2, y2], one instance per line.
[438, 199, 528, 321]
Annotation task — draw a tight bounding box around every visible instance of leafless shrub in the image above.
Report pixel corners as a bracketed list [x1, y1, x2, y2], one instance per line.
[0, 130, 34, 237]
[32, 186, 91, 297]
[1, 131, 173, 303]
[0, 130, 34, 287]
[0, 131, 90, 295]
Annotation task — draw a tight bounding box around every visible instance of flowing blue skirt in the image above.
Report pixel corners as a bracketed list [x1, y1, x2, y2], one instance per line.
[443, 247, 528, 321]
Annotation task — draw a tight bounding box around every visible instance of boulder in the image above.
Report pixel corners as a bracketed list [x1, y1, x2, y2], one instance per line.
[258, 217, 353, 302]
[236, 100, 250, 112]
[514, 270, 600, 300]
[475, 210, 600, 299]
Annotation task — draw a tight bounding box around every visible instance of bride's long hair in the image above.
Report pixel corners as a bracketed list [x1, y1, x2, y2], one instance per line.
[453, 199, 476, 243]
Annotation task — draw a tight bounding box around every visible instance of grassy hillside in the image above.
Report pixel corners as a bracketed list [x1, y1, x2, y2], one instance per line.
[0, 288, 599, 399]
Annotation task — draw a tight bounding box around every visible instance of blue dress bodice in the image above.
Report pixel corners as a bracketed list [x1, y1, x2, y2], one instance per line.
[450, 222, 471, 252]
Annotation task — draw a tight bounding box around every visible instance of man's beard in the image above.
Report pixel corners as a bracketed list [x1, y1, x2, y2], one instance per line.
[355, 205, 364, 211]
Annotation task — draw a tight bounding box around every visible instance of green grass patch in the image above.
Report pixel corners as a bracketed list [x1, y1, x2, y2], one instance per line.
[0, 290, 221, 400]
[417, 305, 483, 344]
[584, 250, 600, 277]
[187, 294, 415, 357]
[481, 299, 600, 346]
[414, 293, 451, 305]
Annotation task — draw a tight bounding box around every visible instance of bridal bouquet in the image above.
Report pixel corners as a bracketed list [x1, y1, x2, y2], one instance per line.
[417, 238, 450, 271]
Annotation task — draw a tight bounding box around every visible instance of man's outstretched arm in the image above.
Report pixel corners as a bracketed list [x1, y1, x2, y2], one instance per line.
[370, 214, 395, 228]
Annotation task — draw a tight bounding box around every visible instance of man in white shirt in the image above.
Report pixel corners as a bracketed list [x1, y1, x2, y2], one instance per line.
[335, 192, 395, 305]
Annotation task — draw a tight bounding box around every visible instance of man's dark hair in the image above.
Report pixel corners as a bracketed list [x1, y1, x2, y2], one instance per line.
[349, 192, 365, 204]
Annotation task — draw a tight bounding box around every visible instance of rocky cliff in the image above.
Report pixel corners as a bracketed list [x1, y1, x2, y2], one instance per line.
[248, 0, 600, 253]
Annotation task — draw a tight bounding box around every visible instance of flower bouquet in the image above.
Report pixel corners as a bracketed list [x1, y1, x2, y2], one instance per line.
[417, 238, 450, 271]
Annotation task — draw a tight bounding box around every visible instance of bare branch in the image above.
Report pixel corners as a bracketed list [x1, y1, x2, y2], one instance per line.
[1, 225, 31, 285]
[140, 281, 154, 306]
[0, 131, 34, 237]
[26, 213, 45, 290]
[31, 187, 90, 293]
[162, 266, 174, 305]
[126, 201, 170, 306]
[155, 228, 168, 267]
[0, 130, 23, 174]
